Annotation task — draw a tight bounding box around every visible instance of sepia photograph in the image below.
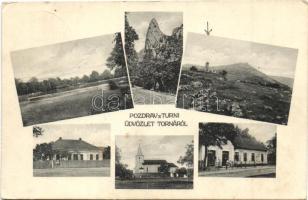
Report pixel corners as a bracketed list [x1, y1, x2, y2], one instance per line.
[198, 122, 276, 177]
[176, 33, 298, 125]
[11, 33, 133, 126]
[115, 135, 193, 189]
[125, 12, 183, 104]
[32, 124, 111, 177]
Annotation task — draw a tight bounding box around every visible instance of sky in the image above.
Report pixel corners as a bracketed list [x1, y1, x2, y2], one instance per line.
[236, 123, 276, 143]
[126, 12, 183, 52]
[116, 135, 193, 170]
[33, 124, 110, 148]
[11, 34, 116, 82]
[183, 33, 298, 78]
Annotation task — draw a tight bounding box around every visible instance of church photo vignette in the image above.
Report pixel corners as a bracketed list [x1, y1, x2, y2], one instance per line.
[115, 135, 194, 189]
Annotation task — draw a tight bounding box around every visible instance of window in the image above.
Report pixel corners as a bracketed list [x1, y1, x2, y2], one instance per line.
[90, 154, 93, 160]
[234, 152, 239, 162]
[73, 154, 78, 160]
[68, 154, 71, 160]
[261, 154, 264, 162]
[80, 154, 83, 160]
[251, 153, 255, 162]
[96, 154, 99, 160]
[244, 153, 247, 162]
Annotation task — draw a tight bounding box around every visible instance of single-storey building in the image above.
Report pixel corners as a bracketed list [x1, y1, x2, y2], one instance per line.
[52, 137, 104, 161]
[199, 135, 268, 168]
[135, 145, 178, 177]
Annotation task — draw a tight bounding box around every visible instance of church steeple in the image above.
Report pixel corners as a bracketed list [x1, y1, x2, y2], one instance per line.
[136, 144, 143, 156]
[135, 144, 144, 173]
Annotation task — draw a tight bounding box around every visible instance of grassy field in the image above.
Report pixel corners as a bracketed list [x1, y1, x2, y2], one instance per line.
[33, 167, 110, 177]
[176, 69, 292, 125]
[115, 178, 193, 189]
[132, 87, 175, 105]
[20, 83, 133, 126]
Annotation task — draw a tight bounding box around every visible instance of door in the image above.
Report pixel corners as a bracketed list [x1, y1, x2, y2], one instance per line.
[207, 150, 216, 166]
[222, 151, 229, 166]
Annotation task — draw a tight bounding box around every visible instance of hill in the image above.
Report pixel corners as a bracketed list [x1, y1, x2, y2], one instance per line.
[270, 75, 294, 88]
[182, 63, 290, 90]
[177, 63, 293, 125]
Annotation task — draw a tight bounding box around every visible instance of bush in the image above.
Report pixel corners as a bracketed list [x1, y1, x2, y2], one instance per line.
[108, 80, 119, 90]
[190, 66, 198, 71]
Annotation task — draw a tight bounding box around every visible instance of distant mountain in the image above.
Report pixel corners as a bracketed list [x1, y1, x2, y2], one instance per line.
[270, 75, 294, 88]
[183, 63, 291, 90]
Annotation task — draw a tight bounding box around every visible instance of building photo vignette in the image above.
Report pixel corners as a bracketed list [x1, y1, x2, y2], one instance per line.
[198, 122, 276, 178]
[115, 135, 194, 189]
[32, 124, 111, 177]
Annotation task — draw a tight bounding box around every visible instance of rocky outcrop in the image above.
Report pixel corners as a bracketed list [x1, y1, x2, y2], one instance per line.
[143, 18, 183, 61]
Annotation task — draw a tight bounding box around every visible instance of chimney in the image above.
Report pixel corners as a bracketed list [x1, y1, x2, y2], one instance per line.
[79, 138, 82, 141]
[59, 137, 62, 140]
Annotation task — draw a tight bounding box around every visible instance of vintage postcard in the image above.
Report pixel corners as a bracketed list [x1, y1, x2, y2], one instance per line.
[11, 33, 133, 126]
[125, 12, 183, 104]
[32, 124, 111, 177]
[176, 33, 298, 125]
[115, 135, 193, 189]
[198, 122, 276, 178]
[1, 1, 307, 200]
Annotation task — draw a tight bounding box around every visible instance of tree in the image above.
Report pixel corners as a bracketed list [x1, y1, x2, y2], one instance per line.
[176, 167, 187, 177]
[267, 134, 277, 165]
[177, 141, 194, 167]
[100, 69, 113, 80]
[106, 33, 127, 78]
[103, 146, 111, 159]
[115, 145, 121, 164]
[115, 146, 133, 179]
[89, 71, 100, 82]
[33, 126, 44, 137]
[199, 123, 237, 170]
[81, 75, 90, 83]
[190, 66, 198, 72]
[158, 162, 170, 175]
[125, 15, 139, 77]
[33, 142, 53, 161]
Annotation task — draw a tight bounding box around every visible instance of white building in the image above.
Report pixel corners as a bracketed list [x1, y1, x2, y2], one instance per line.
[52, 137, 104, 161]
[199, 136, 268, 168]
[135, 145, 178, 177]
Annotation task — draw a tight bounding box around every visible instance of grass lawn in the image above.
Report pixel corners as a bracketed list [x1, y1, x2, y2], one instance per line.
[115, 178, 193, 189]
[20, 83, 133, 126]
[132, 87, 175, 105]
[33, 167, 110, 177]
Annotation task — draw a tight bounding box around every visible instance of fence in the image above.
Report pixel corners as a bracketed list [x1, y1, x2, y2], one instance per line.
[33, 160, 110, 169]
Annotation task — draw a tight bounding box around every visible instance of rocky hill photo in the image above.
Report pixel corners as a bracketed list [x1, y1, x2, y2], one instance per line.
[125, 12, 183, 104]
[177, 63, 293, 125]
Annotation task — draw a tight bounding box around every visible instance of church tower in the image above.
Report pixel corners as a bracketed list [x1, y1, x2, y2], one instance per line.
[135, 144, 144, 173]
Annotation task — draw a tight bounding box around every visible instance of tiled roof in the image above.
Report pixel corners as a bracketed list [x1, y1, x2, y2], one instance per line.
[143, 160, 178, 168]
[233, 135, 267, 151]
[143, 160, 167, 165]
[52, 138, 100, 152]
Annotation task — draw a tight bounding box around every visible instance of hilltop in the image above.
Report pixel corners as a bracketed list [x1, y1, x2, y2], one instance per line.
[177, 63, 293, 125]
